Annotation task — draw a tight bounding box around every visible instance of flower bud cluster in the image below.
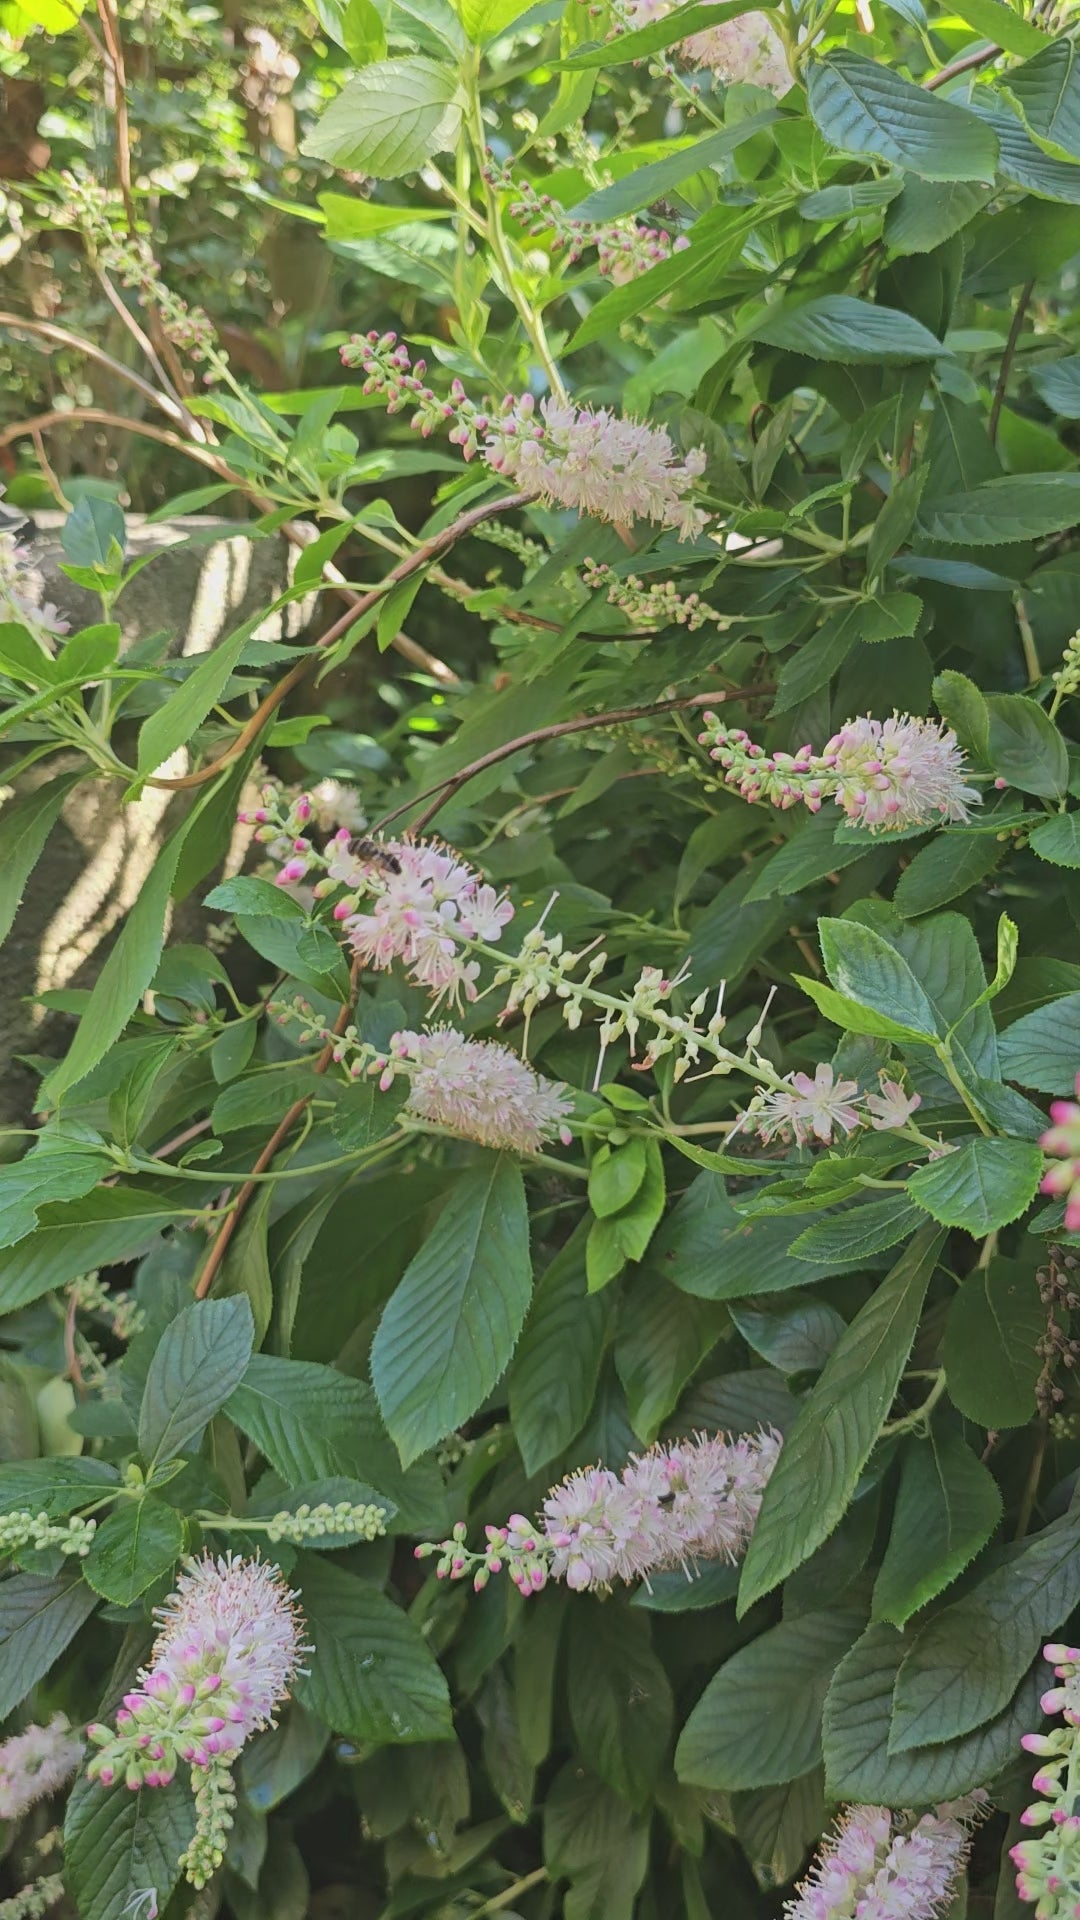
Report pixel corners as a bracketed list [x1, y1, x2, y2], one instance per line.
[699, 711, 980, 833]
[582, 558, 726, 631]
[0, 1873, 66, 1920]
[262, 1499, 386, 1544]
[0, 1509, 97, 1560]
[418, 1429, 780, 1595]
[1013, 1644, 1080, 1914]
[1040, 1076, 1080, 1233]
[178, 1761, 238, 1889]
[483, 154, 685, 283]
[67, 1271, 145, 1342]
[1052, 630, 1080, 709]
[55, 174, 217, 361]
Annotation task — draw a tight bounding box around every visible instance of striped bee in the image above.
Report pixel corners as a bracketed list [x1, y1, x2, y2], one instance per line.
[349, 837, 402, 877]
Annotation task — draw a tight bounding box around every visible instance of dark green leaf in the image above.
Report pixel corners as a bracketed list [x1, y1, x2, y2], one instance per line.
[676, 1609, 865, 1790]
[509, 1222, 610, 1474]
[1029, 812, 1080, 865]
[138, 1296, 255, 1467]
[0, 769, 82, 950]
[738, 1228, 943, 1612]
[1003, 38, 1080, 160]
[872, 1430, 1003, 1627]
[755, 295, 945, 362]
[807, 52, 998, 181]
[908, 1137, 1043, 1235]
[987, 692, 1070, 799]
[917, 474, 1080, 543]
[999, 990, 1080, 1092]
[295, 1554, 452, 1743]
[83, 1496, 185, 1605]
[0, 1149, 112, 1251]
[568, 1605, 674, 1807]
[64, 1771, 195, 1920]
[943, 1256, 1044, 1426]
[0, 1456, 120, 1516]
[0, 1570, 97, 1718]
[893, 831, 1004, 916]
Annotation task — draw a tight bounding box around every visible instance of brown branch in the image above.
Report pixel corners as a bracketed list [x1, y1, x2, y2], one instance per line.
[63, 1289, 87, 1397]
[146, 492, 535, 791]
[0, 311, 189, 425]
[94, 0, 137, 233]
[373, 684, 772, 837]
[924, 43, 1000, 88]
[990, 279, 1035, 443]
[193, 969, 361, 1300]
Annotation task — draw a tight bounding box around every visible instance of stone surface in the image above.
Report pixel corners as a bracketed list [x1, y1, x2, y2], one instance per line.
[0, 516, 317, 1126]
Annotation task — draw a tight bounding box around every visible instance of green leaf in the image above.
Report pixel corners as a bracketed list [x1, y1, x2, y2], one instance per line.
[918, 473, 1080, 543]
[295, 1554, 452, 1743]
[568, 1605, 674, 1808]
[0, 1186, 188, 1313]
[508, 1222, 611, 1474]
[649, 1171, 835, 1300]
[83, 1496, 185, 1605]
[818, 916, 939, 1037]
[371, 1156, 532, 1466]
[0, 1570, 97, 1718]
[796, 972, 938, 1044]
[806, 52, 998, 181]
[943, 1256, 1044, 1426]
[1003, 38, 1080, 160]
[1030, 355, 1080, 416]
[563, 0, 766, 66]
[975, 99, 1080, 203]
[884, 176, 991, 253]
[738, 1228, 943, 1613]
[871, 1430, 1003, 1627]
[64, 1771, 195, 1920]
[744, 810, 872, 902]
[948, 0, 1047, 54]
[728, 1295, 846, 1375]
[822, 1621, 1042, 1800]
[801, 179, 903, 219]
[568, 113, 779, 221]
[615, 1273, 726, 1445]
[455, 0, 533, 37]
[226, 1357, 441, 1534]
[999, 990, 1080, 1092]
[755, 295, 945, 363]
[891, 1512, 1080, 1749]
[203, 875, 306, 918]
[933, 668, 991, 757]
[211, 1065, 315, 1135]
[0, 1148, 112, 1251]
[986, 692, 1070, 799]
[676, 1610, 865, 1790]
[589, 1138, 647, 1218]
[301, 59, 464, 178]
[0, 1456, 120, 1516]
[893, 831, 1004, 916]
[138, 1296, 255, 1468]
[0, 769, 82, 950]
[61, 495, 125, 571]
[135, 611, 268, 776]
[907, 1137, 1043, 1236]
[789, 1196, 928, 1266]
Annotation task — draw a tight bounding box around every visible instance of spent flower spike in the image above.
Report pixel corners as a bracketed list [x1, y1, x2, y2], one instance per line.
[786, 1797, 984, 1920]
[483, 154, 686, 283]
[0, 1717, 83, 1821]
[700, 711, 980, 833]
[417, 1429, 781, 1595]
[1040, 1076, 1080, 1233]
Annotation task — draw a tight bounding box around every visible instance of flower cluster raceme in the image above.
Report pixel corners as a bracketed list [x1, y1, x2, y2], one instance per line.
[340, 334, 709, 537]
[261, 1499, 386, 1545]
[86, 1555, 306, 1887]
[1040, 1077, 1080, 1233]
[582, 558, 727, 632]
[0, 1872, 66, 1920]
[1013, 1642, 1080, 1914]
[0, 1717, 83, 1821]
[620, 0, 791, 92]
[418, 1429, 780, 1595]
[0, 532, 70, 654]
[786, 1797, 984, 1920]
[750, 1064, 921, 1148]
[699, 711, 981, 833]
[484, 154, 686, 284]
[378, 1027, 575, 1154]
[0, 1508, 97, 1560]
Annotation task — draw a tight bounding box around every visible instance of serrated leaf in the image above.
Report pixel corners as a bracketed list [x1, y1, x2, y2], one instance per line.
[371, 1156, 532, 1465]
[999, 990, 1080, 1092]
[893, 831, 1004, 916]
[728, 1295, 846, 1375]
[943, 1256, 1044, 1426]
[872, 1431, 1003, 1627]
[0, 770, 83, 950]
[907, 1137, 1043, 1235]
[676, 1610, 865, 1790]
[807, 52, 998, 181]
[738, 1228, 942, 1613]
[509, 1222, 610, 1474]
[83, 1496, 185, 1605]
[789, 1196, 927, 1266]
[0, 1186, 190, 1314]
[1003, 38, 1080, 160]
[987, 692, 1070, 799]
[918, 473, 1080, 543]
[295, 1554, 452, 1743]
[755, 294, 945, 362]
[64, 1771, 195, 1920]
[0, 1456, 120, 1516]
[648, 1171, 835, 1300]
[568, 1604, 674, 1807]
[0, 1148, 112, 1251]
[819, 916, 939, 1037]
[138, 1296, 254, 1468]
[301, 59, 464, 178]
[567, 113, 779, 221]
[891, 1512, 1080, 1749]
[0, 1570, 97, 1718]
[615, 1273, 726, 1444]
[823, 1622, 1043, 1800]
